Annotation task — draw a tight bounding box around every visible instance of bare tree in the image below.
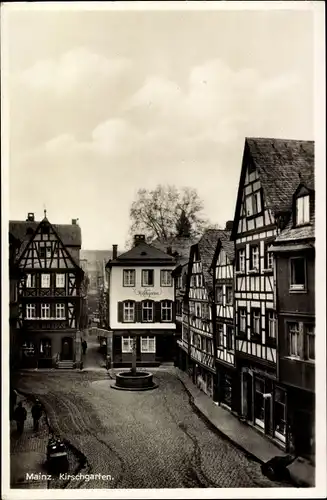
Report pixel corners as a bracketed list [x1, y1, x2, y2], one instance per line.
[128, 184, 209, 245]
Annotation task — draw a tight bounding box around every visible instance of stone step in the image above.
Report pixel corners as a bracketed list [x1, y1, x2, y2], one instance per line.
[57, 361, 75, 369]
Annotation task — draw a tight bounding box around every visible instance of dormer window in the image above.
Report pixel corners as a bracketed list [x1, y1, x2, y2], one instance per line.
[296, 194, 310, 226]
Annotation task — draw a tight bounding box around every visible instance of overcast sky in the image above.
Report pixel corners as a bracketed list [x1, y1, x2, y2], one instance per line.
[4, 3, 315, 250]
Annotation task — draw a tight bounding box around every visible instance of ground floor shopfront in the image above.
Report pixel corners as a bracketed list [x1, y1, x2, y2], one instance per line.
[216, 364, 239, 412]
[112, 330, 175, 367]
[17, 329, 81, 368]
[286, 385, 315, 461]
[237, 360, 287, 449]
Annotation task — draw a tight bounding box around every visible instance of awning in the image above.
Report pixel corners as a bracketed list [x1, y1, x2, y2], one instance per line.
[269, 243, 314, 253]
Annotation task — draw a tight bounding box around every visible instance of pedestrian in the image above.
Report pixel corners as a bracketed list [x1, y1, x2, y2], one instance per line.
[31, 398, 43, 431]
[13, 402, 27, 435]
[82, 339, 87, 355]
[106, 354, 111, 372]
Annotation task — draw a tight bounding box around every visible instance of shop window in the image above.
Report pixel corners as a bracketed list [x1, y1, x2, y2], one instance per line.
[274, 388, 286, 443]
[40, 338, 52, 358]
[306, 325, 315, 361]
[254, 379, 265, 429]
[121, 336, 133, 353]
[221, 374, 232, 408]
[217, 324, 224, 347]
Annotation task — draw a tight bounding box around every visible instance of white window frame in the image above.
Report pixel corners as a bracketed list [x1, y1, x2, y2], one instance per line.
[26, 274, 36, 288]
[250, 245, 259, 270]
[41, 303, 50, 319]
[140, 336, 156, 353]
[56, 274, 65, 288]
[55, 303, 65, 319]
[123, 301, 135, 322]
[239, 309, 246, 333]
[121, 336, 133, 353]
[290, 257, 306, 291]
[142, 269, 154, 286]
[296, 195, 310, 226]
[289, 322, 300, 358]
[226, 286, 233, 305]
[252, 309, 261, 336]
[216, 286, 223, 304]
[161, 301, 172, 322]
[161, 270, 172, 287]
[217, 324, 224, 347]
[123, 269, 135, 287]
[41, 274, 50, 288]
[26, 304, 36, 319]
[142, 301, 154, 322]
[238, 249, 245, 273]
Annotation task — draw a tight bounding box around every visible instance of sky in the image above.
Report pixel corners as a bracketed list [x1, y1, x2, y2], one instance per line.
[3, 3, 315, 250]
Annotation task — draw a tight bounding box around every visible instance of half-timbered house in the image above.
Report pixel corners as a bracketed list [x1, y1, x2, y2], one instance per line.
[9, 212, 84, 369]
[185, 230, 220, 399]
[231, 137, 314, 446]
[106, 235, 176, 366]
[270, 158, 315, 459]
[211, 224, 237, 410]
[173, 259, 189, 371]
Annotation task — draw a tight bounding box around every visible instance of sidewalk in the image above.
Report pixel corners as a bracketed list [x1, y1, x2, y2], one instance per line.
[175, 368, 315, 488]
[10, 393, 49, 489]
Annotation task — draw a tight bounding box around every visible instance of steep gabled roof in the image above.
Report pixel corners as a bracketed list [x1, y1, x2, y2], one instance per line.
[191, 229, 223, 293]
[232, 137, 314, 239]
[9, 220, 82, 248]
[210, 230, 234, 269]
[107, 241, 175, 267]
[151, 236, 198, 261]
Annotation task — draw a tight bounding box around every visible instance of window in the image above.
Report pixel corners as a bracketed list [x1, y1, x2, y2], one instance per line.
[161, 301, 172, 322]
[41, 274, 50, 288]
[198, 274, 203, 287]
[141, 336, 156, 353]
[161, 270, 172, 287]
[176, 300, 182, 316]
[202, 302, 209, 319]
[251, 309, 261, 337]
[239, 308, 247, 335]
[142, 270, 154, 286]
[142, 301, 153, 322]
[290, 258, 306, 290]
[40, 338, 52, 358]
[26, 274, 36, 288]
[121, 336, 133, 353]
[226, 326, 233, 351]
[250, 245, 259, 271]
[196, 303, 201, 317]
[26, 304, 36, 319]
[296, 195, 310, 225]
[217, 324, 224, 347]
[216, 286, 223, 304]
[288, 322, 300, 358]
[264, 245, 274, 270]
[39, 246, 52, 259]
[41, 303, 50, 319]
[56, 274, 65, 288]
[55, 303, 65, 319]
[274, 388, 286, 442]
[237, 248, 245, 273]
[254, 379, 265, 428]
[221, 374, 232, 408]
[245, 191, 262, 217]
[123, 269, 135, 287]
[306, 325, 315, 360]
[123, 301, 135, 322]
[190, 275, 196, 288]
[226, 286, 233, 305]
[267, 311, 277, 340]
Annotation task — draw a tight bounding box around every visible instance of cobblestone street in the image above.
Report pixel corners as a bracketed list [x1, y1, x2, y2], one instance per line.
[12, 370, 285, 489]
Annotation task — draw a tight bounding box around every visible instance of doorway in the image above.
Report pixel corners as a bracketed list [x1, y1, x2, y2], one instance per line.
[61, 337, 73, 360]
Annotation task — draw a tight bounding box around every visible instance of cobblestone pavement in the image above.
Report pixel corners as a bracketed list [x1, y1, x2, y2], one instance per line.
[12, 370, 287, 489]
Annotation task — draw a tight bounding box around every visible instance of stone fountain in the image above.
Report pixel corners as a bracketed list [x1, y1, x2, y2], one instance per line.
[112, 336, 158, 391]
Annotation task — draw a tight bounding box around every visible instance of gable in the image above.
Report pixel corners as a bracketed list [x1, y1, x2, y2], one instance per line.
[17, 219, 80, 270]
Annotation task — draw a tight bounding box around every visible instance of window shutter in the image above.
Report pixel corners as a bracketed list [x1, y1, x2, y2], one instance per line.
[118, 302, 124, 323]
[155, 302, 161, 322]
[135, 302, 142, 323]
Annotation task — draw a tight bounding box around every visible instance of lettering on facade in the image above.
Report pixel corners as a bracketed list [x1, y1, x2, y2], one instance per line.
[133, 288, 163, 299]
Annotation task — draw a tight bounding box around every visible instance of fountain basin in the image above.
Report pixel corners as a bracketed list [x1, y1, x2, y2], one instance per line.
[112, 371, 158, 391]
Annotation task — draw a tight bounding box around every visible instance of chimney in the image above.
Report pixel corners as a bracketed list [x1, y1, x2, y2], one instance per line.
[225, 220, 233, 231]
[26, 212, 35, 222]
[72, 219, 77, 225]
[112, 244, 118, 260]
[134, 234, 145, 246]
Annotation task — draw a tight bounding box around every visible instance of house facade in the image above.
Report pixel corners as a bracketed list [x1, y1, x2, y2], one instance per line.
[211, 227, 238, 410]
[231, 138, 314, 447]
[173, 259, 189, 370]
[9, 213, 84, 369]
[106, 235, 176, 366]
[181, 230, 220, 399]
[271, 175, 315, 460]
